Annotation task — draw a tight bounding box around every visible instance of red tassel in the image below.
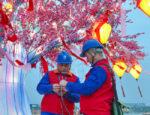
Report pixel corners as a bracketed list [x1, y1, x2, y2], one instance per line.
[41, 56, 48, 74]
[121, 85, 125, 97]
[27, 0, 34, 11]
[138, 85, 143, 97]
[15, 60, 24, 65]
[60, 37, 88, 65]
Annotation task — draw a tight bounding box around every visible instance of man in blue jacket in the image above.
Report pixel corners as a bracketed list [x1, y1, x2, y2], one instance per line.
[60, 39, 114, 115]
[37, 51, 80, 115]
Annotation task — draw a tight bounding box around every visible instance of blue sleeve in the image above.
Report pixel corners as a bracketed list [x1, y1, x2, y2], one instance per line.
[37, 72, 53, 95]
[64, 77, 80, 102]
[66, 66, 107, 96]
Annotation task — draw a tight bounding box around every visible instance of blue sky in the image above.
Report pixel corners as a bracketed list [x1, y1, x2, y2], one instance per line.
[25, 1, 150, 106]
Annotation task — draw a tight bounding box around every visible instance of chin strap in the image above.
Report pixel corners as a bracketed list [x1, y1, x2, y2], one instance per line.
[92, 55, 95, 66]
[87, 48, 97, 66]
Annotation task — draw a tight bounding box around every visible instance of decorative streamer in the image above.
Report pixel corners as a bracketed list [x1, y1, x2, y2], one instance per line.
[121, 6, 126, 37]
[40, 56, 48, 74]
[118, 0, 126, 38]
[141, 66, 150, 76]
[48, 62, 55, 69]
[15, 60, 24, 65]
[0, 46, 32, 70]
[27, 0, 34, 11]
[116, 41, 130, 57]
[70, 44, 80, 55]
[60, 37, 88, 65]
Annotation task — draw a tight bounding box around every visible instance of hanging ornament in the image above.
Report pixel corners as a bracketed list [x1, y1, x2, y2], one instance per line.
[130, 64, 143, 97]
[113, 61, 127, 78]
[137, 0, 150, 17]
[2, 2, 13, 15]
[113, 61, 127, 97]
[92, 18, 112, 45]
[130, 64, 142, 80]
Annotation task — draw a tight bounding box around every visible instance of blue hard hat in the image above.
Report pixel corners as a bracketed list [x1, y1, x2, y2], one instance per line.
[80, 39, 103, 57]
[56, 51, 72, 64]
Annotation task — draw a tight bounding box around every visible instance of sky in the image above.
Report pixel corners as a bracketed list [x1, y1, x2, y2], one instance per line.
[25, 1, 150, 106]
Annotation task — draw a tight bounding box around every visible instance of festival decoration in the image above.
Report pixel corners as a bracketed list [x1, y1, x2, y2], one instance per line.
[113, 61, 127, 97]
[137, 0, 150, 17]
[130, 64, 143, 97]
[113, 61, 127, 78]
[2, 2, 13, 15]
[0, 0, 149, 114]
[130, 64, 142, 80]
[92, 18, 112, 45]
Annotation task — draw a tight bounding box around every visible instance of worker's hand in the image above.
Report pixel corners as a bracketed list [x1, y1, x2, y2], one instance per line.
[52, 84, 61, 94]
[60, 80, 68, 87]
[58, 86, 67, 96]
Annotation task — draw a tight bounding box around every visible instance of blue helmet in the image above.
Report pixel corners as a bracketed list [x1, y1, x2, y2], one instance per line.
[56, 51, 72, 64]
[80, 39, 103, 57]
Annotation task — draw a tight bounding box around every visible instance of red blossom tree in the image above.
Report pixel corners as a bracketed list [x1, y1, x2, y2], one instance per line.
[0, 0, 146, 73]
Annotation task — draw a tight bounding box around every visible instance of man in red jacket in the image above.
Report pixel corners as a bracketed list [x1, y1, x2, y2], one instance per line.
[60, 39, 114, 115]
[37, 51, 80, 115]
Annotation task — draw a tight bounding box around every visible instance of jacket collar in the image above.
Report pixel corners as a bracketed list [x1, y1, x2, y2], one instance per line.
[54, 69, 72, 77]
[92, 58, 109, 67]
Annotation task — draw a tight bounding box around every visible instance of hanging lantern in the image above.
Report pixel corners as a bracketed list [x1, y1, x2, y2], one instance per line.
[113, 61, 127, 78]
[113, 61, 127, 97]
[130, 64, 143, 97]
[92, 19, 112, 45]
[130, 64, 142, 80]
[137, 0, 150, 17]
[2, 3, 13, 15]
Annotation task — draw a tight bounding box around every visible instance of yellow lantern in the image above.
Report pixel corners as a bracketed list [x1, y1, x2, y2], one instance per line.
[130, 64, 142, 80]
[137, 0, 150, 17]
[113, 61, 127, 78]
[2, 3, 13, 15]
[92, 20, 112, 45]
